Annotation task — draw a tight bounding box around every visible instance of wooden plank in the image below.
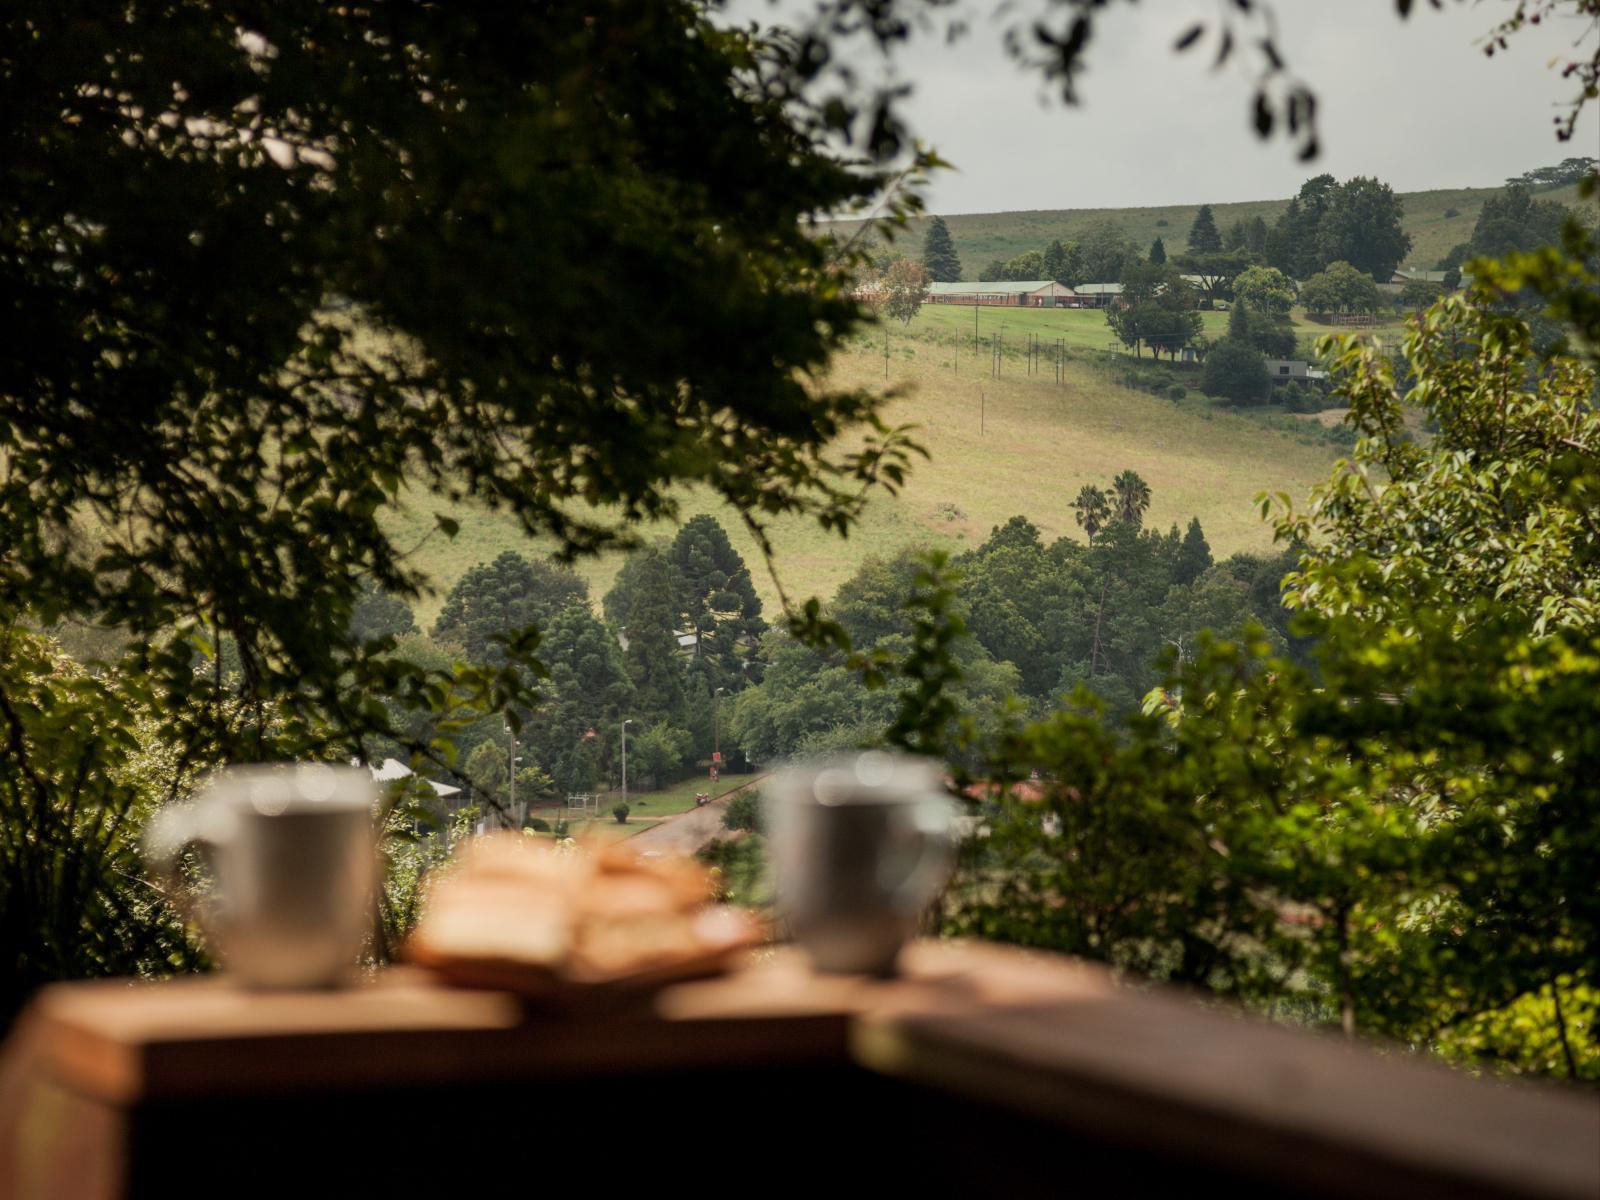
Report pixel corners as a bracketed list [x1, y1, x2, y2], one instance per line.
[13, 941, 1113, 1105]
[852, 991, 1600, 1200]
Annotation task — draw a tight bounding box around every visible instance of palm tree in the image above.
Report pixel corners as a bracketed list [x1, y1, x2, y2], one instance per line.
[1071, 484, 1111, 543]
[1111, 469, 1152, 527]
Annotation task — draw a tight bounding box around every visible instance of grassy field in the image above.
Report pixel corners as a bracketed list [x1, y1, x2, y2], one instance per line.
[833, 181, 1592, 278]
[381, 320, 1346, 627]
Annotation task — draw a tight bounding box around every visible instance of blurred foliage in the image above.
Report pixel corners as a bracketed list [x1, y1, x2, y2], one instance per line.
[0, 629, 204, 1025]
[949, 235, 1600, 1081]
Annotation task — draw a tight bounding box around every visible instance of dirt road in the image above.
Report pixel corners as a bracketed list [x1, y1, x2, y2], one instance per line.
[624, 775, 767, 856]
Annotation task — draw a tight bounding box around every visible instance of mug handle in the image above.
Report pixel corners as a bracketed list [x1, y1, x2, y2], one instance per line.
[887, 794, 957, 914]
[143, 803, 223, 931]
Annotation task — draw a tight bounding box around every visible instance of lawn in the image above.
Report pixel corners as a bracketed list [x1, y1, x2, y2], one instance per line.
[381, 326, 1344, 627]
[521, 771, 764, 842]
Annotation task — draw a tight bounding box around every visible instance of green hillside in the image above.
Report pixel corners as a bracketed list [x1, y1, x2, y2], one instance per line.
[384, 321, 1341, 627]
[841, 181, 1590, 278]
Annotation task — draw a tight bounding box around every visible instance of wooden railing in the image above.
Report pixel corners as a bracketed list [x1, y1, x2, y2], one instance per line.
[1, 941, 1595, 1199]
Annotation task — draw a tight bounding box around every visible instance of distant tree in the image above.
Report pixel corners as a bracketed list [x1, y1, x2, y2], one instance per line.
[979, 258, 1009, 282]
[433, 552, 589, 662]
[554, 736, 599, 798]
[1226, 299, 1254, 345]
[1469, 184, 1569, 257]
[1173, 517, 1213, 586]
[980, 515, 1044, 555]
[668, 514, 765, 690]
[1400, 279, 1445, 311]
[1002, 249, 1046, 281]
[1080, 220, 1139, 283]
[1226, 296, 1295, 359]
[1299, 261, 1382, 316]
[1224, 219, 1249, 250]
[1148, 236, 1167, 265]
[1111, 471, 1152, 527]
[1233, 265, 1297, 317]
[1437, 242, 1473, 271]
[1265, 199, 1297, 275]
[1043, 239, 1086, 287]
[883, 258, 930, 324]
[922, 216, 962, 282]
[1442, 265, 1463, 290]
[628, 721, 693, 789]
[618, 549, 686, 724]
[1314, 176, 1412, 282]
[1071, 485, 1112, 544]
[1202, 339, 1269, 405]
[1187, 205, 1223, 253]
[1504, 156, 1598, 190]
[349, 580, 417, 644]
[1287, 174, 1339, 278]
[530, 602, 635, 778]
[1173, 249, 1255, 306]
[1245, 216, 1270, 254]
[1106, 267, 1203, 360]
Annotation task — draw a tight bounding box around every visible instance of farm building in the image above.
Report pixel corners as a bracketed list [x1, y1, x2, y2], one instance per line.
[1265, 359, 1329, 381]
[927, 280, 1075, 307]
[1069, 282, 1124, 308]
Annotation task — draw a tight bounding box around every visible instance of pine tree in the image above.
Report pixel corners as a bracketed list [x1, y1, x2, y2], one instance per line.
[1148, 237, 1166, 265]
[921, 215, 962, 283]
[1226, 298, 1254, 344]
[668, 514, 766, 690]
[620, 548, 686, 724]
[1173, 517, 1213, 586]
[433, 551, 588, 662]
[531, 602, 635, 773]
[1187, 204, 1223, 253]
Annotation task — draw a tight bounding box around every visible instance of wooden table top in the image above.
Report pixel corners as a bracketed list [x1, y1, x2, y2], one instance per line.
[3, 939, 1596, 1200]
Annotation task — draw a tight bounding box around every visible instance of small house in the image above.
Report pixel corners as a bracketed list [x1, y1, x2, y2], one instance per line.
[1265, 359, 1328, 382]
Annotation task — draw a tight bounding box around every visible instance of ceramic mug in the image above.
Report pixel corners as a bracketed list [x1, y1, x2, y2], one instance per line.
[769, 751, 956, 976]
[145, 763, 378, 988]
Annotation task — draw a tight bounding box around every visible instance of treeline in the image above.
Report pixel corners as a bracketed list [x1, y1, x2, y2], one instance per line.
[937, 162, 1592, 290]
[355, 514, 767, 813]
[727, 474, 1304, 763]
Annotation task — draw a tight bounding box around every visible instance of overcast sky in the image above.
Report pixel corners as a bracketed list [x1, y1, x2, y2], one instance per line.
[730, 0, 1599, 214]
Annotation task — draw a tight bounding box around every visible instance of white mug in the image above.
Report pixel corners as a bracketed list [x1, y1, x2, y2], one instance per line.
[144, 763, 378, 988]
[769, 751, 956, 976]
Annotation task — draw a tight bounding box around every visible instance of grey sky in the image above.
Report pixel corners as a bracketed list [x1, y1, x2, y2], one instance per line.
[732, 0, 1598, 213]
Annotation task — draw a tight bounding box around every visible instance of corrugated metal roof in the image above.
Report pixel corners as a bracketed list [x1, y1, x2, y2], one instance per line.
[929, 280, 1061, 295]
[1073, 282, 1124, 295]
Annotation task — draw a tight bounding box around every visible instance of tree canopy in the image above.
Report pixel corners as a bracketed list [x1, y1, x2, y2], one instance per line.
[0, 0, 924, 769]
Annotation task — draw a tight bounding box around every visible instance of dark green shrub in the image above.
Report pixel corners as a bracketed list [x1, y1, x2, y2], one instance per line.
[1202, 339, 1270, 405]
[526, 816, 551, 833]
[612, 802, 630, 824]
[1168, 384, 1187, 401]
[722, 790, 765, 834]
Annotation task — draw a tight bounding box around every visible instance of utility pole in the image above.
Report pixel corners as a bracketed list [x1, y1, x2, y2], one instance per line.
[507, 716, 517, 830]
[621, 718, 633, 815]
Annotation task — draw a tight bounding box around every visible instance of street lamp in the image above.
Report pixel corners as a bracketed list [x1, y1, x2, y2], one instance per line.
[621, 718, 633, 814]
[713, 687, 725, 761]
